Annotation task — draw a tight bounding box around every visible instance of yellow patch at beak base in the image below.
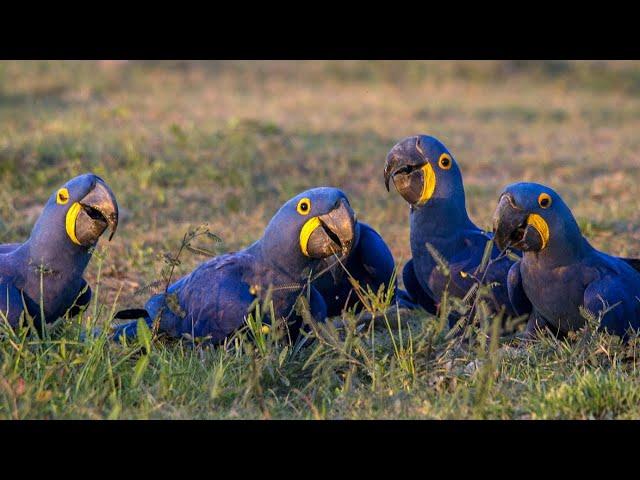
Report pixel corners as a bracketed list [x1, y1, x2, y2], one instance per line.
[418, 163, 436, 205]
[527, 214, 549, 250]
[299, 216, 321, 257]
[65, 202, 82, 245]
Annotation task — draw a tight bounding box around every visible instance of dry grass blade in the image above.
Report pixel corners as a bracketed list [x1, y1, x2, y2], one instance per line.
[425, 242, 450, 276]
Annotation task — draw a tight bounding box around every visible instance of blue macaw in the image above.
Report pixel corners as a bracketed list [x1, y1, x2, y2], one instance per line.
[0, 173, 118, 330]
[312, 220, 416, 317]
[493, 182, 640, 339]
[384, 135, 524, 321]
[112, 187, 357, 344]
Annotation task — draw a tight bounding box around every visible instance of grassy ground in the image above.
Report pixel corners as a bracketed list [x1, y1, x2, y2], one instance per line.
[1, 60, 640, 419]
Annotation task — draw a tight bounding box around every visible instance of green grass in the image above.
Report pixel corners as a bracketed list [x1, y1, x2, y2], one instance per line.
[1, 60, 640, 419]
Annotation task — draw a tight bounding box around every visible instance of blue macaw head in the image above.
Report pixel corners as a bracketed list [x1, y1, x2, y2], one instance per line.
[28, 173, 119, 251]
[260, 187, 356, 273]
[384, 135, 465, 208]
[492, 182, 581, 254]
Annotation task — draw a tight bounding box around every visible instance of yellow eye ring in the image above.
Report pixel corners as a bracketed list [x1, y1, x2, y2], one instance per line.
[438, 153, 453, 170]
[296, 198, 311, 215]
[56, 188, 70, 205]
[538, 193, 552, 209]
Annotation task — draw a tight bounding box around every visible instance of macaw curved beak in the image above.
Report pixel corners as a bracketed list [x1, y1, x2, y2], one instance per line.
[384, 148, 435, 205]
[492, 193, 548, 252]
[66, 178, 119, 246]
[300, 198, 356, 259]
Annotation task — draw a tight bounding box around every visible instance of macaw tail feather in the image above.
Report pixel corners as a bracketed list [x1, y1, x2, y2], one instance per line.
[112, 308, 152, 343]
[114, 308, 151, 320]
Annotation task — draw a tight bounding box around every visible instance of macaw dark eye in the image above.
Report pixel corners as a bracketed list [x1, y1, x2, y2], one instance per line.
[297, 198, 311, 215]
[438, 153, 452, 170]
[538, 193, 552, 209]
[57, 188, 70, 205]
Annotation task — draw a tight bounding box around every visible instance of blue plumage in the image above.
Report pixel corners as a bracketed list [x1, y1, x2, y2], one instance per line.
[113, 187, 357, 344]
[312, 221, 415, 317]
[0, 173, 118, 330]
[384, 135, 523, 320]
[493, 182, 640, 338]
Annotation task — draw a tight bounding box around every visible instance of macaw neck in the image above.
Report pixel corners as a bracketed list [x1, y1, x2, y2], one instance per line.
[13, 230, 92, 303]
[25, 208, 92, 265]
[524, 234, 593, 269]
[253, 240, 316, 283]
[410, 196, 477, 239]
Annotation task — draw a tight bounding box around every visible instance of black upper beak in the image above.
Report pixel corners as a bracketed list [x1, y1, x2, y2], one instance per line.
[493, 193, 523, 251]
[384, 136, 428, 204]
[305, 199, 356, 259]
[492, 193, 543, 252]
[78, 178, 119, 242]
[383, 155, 396, 192]
[384, 152, 428, 205]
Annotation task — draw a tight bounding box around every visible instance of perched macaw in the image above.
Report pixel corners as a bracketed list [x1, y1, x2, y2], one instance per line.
[493, 182, 640, 339]
[384, 135, 524, 321]
[312, 220, 416, 317]
[0, 173, 118, 330]
[112, 187, 356, 344]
